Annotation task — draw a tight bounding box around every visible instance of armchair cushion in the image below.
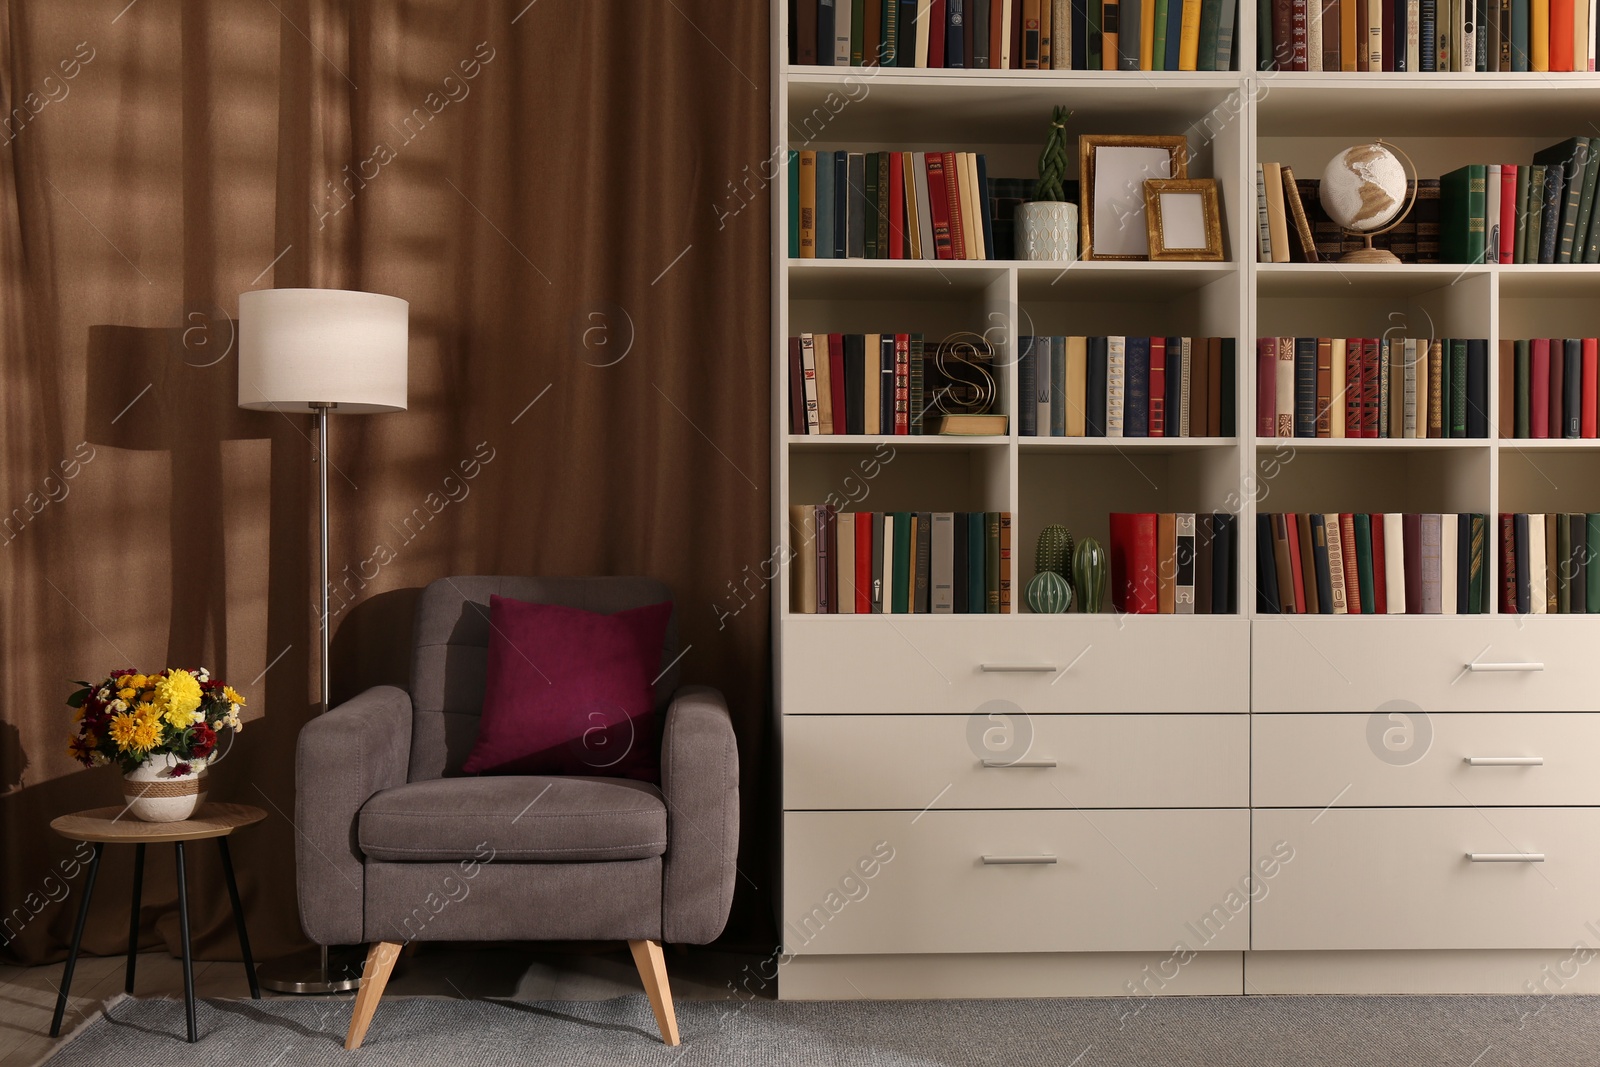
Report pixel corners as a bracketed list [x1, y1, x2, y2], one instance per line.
[357, 775, 667, 863]
[459, 595, 672, 782]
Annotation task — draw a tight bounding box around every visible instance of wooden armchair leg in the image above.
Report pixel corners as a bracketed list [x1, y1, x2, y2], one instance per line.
[345, 941, 402, 1050]
[627, 939, 681, 1046]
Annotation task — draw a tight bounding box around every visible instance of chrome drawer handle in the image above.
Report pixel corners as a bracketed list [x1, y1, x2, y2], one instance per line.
[1464, 757, 1544, 766]
[981, 758, 1058, 768]
[1467, 852, 1546, 862]
[980, 663, 1060, 673]
[981, 854, 1058, 865]
[1466, 662, 1545, 672]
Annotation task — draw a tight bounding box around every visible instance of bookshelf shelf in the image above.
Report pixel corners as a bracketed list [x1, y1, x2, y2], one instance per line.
[1498, 439, 1600, 451]
[788, 259, 1008, 300]
[1255, 264, 1487, 298]
[1018, 261, 1236, 298]
[1496, 266, 1600, 298]
[1256, 79, 1600, 137]
[1019, 436, 1239, 453]
[787, 434, 1012, 450]
[1255, 437, 1491, 451]
[787, 71, 1246, 143]
[774, 7, 1600, 1000]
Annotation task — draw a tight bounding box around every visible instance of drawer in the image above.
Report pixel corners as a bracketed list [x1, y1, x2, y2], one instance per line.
[783, 809, 1249, 954]
[1254, 713, 1600, 807]
[1252, 808, 1600, 950]
[783, 615, 1249, 714]
[1252, 616, 1599, 713]
[785, 714, 1248, 810]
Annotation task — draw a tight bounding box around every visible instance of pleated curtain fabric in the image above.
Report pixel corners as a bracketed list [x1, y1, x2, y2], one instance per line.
[0, 0, 771, 963]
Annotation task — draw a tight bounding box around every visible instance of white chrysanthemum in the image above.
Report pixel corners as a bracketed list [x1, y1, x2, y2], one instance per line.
[109, 698, 128, 712]
[196, 668, 210, 681]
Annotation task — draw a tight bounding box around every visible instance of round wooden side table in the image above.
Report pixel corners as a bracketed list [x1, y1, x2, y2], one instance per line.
[48, 802, 266, 1043]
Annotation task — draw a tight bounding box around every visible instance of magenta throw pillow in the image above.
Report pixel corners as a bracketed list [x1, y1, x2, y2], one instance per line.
[461, 595, 672, 782]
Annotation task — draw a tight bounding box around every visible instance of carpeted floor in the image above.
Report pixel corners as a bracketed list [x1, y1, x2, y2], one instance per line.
[38, 992, 1600, 1066]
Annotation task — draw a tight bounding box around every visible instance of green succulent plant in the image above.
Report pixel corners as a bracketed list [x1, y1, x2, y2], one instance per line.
[1036, 105, 1072, 203]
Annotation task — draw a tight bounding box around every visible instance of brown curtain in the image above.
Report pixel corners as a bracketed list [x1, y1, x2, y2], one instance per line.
[1, 0, 773, 965]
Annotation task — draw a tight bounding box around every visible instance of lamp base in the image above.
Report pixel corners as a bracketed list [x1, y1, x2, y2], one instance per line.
[257, 945, 365, 994]
[1339, 246, 1402, 264]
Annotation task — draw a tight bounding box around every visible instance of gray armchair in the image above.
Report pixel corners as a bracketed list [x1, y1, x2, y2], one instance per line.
[296, 577, 739, 1049]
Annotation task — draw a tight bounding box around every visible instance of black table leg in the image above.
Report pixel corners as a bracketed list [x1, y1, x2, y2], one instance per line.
[174, 842, 197, 1043]
[125, 843, 145, 994]
[216, 837, 259, 999]
[50, 842, 103, 1038]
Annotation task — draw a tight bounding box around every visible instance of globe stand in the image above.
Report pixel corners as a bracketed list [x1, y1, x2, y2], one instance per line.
[1341, 236, 1403, 265]
[1333, 140, 1419, 266]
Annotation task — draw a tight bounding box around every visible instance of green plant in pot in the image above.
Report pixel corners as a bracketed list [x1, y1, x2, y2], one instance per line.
[1016, 105, 1078, 262]
[1025, 524, 1075, 613]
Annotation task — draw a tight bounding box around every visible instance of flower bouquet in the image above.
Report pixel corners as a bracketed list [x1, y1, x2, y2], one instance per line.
[67, 668, 246, 821]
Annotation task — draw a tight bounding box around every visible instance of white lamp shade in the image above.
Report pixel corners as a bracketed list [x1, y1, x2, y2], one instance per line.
[238, 288, 409, 413]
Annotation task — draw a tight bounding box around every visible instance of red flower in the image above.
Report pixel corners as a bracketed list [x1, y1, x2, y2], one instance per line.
[190, 722, 217, 759]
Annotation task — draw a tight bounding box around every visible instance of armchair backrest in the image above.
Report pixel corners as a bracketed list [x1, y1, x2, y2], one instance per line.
[408, 575, 679, 781]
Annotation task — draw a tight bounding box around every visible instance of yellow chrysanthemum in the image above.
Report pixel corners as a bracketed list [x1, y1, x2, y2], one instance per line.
[117, 674, 134, 687]
[223, 685, 246, 707]
[156, 669, 203, 720]
[129, 716, 162, 751]
[107, 712, 142, 752]
[117, 687, 136, 701]
[162, 703, 198, 729]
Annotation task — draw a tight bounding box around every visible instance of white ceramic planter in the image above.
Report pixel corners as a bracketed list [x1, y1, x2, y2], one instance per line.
[123, 753, 208, 822]
[1016, 201, 1080, 262]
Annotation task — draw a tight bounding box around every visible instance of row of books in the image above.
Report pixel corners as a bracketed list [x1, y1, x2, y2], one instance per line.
[1019, 336, 1238, 437]
[1440, 142, 1600, 266]
[1255, 337, 1490, 439]
[794, 150, 1051, 262]
[791, 0, 1241, 71]
[1260, 0, 1600, 72]
[786, 333, 1000, 435]
[1263, 171, 1444, 263]
[1499, 513, 1600, 614]
[1257, 513, 1492, 615]
[788, 507, 1013, 613]
[1504, 338, 1600, 438]
[1110, 513, 1240, 613]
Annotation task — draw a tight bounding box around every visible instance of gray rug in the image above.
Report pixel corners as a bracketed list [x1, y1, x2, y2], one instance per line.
[41, 992, 1600, 1066]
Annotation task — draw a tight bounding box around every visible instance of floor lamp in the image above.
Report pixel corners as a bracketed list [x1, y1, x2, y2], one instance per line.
[238, 287, 409, 993]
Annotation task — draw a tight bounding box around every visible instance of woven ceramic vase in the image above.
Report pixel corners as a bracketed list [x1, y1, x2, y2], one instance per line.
[123, 753, 208, 822]
[1016, 202, 1080, 262]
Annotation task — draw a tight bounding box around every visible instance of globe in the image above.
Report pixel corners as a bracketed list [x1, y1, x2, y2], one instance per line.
[1319, 143, 1409, 234]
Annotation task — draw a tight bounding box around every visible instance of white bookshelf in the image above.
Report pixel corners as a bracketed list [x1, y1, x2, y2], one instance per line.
[772, 7, 1600, 1000]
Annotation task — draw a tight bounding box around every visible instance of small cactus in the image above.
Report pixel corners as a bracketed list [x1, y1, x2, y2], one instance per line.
[1035, 524, 1075, 579]
[1074, 537, 1109, 614]
[1026, 570, 1073, 614]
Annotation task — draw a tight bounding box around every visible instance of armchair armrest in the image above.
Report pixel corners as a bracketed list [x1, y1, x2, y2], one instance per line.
[659, 685, 740, 944]
[295, 685, 413, 946]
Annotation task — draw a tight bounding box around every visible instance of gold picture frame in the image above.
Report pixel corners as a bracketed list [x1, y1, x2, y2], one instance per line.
[1079, 135, 1190, 261]
[1143, 178, 1224, 262]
